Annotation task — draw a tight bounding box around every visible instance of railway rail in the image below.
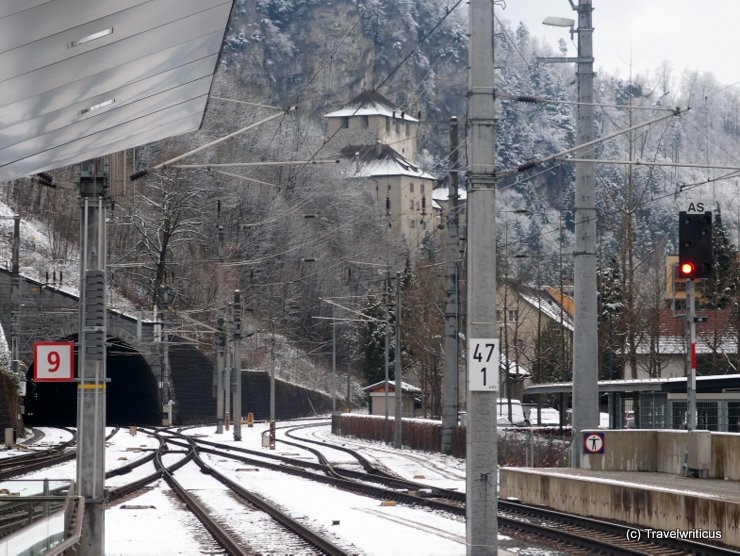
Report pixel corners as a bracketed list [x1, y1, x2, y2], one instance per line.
[141, 427, 350, 555]
[277, 420, 739, 556]
[3, 423, 738, 555]
[0, 428, 77, 480]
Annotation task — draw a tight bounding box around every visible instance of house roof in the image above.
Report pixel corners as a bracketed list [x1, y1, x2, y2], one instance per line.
[432, 185, 467, 201]
[636, 308, 738, 355]
[518, 287, 575, 331]
[325, 90, 418, 122]
[501, 353, 530, 378]
[525, 374, 740, 395]
[0, 0, 233, 182]
[340, 144, 435, 180]
[363, 380, 422, 394]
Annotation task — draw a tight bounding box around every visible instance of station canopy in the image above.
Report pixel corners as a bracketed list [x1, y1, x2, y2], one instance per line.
[0, 0, 234, 182]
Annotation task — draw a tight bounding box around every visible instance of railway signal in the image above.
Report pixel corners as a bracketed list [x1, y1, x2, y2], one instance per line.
[678, 211, 712, 279]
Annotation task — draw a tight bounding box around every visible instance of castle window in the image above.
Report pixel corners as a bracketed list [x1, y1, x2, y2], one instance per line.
[361, 115, 369, 128]
[386, 118, 390, 133]
[341, 117, 349, 129]
[409, 182, 414, 193]
[420, 183, 425, 194]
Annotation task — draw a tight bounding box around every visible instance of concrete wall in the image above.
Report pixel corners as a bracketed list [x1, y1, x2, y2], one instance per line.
[711, 434, 740, 480]
[580, 429, 740, 480]
[500, 468, 740, 548]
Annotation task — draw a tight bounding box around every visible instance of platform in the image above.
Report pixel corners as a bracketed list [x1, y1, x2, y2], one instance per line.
[500, 467, 740, 548]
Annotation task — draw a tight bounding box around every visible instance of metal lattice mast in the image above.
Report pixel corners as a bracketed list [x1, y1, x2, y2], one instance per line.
[441, 117, 461, 454]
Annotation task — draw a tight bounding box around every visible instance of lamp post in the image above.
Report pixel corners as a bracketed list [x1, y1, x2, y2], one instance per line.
[540, 0, 598, 467]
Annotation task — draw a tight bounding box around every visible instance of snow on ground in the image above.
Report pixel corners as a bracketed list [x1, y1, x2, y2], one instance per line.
[2, 423, 548, 554]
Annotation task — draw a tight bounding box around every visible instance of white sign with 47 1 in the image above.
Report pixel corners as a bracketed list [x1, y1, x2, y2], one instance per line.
[468, 338, 499, 392]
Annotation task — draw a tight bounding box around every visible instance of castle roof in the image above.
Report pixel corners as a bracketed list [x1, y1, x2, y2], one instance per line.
[340, 144, 434, 179]
[325, 90, 418, 122]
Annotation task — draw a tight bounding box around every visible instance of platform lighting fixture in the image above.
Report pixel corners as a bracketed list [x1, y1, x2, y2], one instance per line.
[78, 98, 115, 116]
[542, 16, 576, 38]
[68, 27, 114, 48]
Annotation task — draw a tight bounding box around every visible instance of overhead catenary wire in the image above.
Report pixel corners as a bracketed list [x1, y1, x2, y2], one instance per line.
[493, 106, 690, 178]
[502, 168, 740, 255]
[495, 90, 679, 112]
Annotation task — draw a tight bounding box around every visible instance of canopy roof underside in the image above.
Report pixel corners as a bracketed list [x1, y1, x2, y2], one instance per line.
[0, 0, 233, 182]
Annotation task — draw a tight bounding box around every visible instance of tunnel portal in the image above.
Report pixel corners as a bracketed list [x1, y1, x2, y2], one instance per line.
[24, 336, 160, 427]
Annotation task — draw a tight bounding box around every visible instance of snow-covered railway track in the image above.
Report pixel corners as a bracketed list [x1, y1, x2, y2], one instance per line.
[498, 499, 737, 555]
[149, 428, 350, 556]
[0, 427, 77, 480]
[277, 422, 738, 555]
[287, 421, 466, 482]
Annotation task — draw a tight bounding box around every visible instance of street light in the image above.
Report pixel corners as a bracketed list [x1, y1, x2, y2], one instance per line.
[541, 0, 598, 466]
[542, 16, 576, 38]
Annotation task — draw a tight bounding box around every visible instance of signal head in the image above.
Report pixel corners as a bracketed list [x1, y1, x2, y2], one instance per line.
[679, 261, 696, 278]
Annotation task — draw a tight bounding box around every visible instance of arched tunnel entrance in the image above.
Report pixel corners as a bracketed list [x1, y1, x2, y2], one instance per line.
[24, 336, 160, 426]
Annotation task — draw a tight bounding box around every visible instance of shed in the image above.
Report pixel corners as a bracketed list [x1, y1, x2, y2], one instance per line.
[363, 380, 420, 418]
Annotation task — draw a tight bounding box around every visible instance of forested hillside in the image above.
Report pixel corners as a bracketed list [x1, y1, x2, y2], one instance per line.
[2, 0, 739, 401]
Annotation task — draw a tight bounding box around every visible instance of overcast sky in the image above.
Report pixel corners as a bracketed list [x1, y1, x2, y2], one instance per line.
[497, 0, 739, 87]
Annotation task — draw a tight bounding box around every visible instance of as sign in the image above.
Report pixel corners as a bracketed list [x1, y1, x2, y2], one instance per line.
[33, 342, 75, 382]
[468, 338, 499, 391]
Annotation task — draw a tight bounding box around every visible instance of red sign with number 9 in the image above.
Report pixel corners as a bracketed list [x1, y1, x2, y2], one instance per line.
[33, 342, 75, 382]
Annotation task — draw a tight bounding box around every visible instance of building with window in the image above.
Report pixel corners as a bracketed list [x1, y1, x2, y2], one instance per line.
[324, 90, 438, 253]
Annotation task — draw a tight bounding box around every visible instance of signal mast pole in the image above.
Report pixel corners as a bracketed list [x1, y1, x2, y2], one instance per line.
[466, 0, 498, 552]
[686, 279, 697, 431]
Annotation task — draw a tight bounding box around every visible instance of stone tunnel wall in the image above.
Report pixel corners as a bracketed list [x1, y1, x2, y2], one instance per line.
[242, 370, 334, 421]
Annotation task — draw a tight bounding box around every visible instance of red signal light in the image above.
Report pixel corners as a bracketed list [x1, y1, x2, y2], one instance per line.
[679, 261, 695, 277]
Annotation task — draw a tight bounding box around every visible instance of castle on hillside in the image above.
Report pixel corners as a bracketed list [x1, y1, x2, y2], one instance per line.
[323, 90, 442, 255]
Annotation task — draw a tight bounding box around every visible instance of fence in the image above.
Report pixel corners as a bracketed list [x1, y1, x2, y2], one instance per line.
[333, 414, 570, 467]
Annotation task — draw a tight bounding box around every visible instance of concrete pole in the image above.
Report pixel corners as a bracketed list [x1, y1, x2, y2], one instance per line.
[232, 290, 242, 441]
[571, 0, 599, 467]
[441, 116, 461, 454]
[383, 273, 390, 443]
[10, 216, 20, 390]
[346, 358, 351, 411]
[687, 279, 697, 430]
[162, 328, 171, 422]
[216, 224, 225, 434]
[76, 163, 109, 555]
[270, 320, 276, 422]
[332, 303, 337, 414]
[394, 270, 403, 449]
[467, 0, 498, 552]
[224, 324, 231, 431]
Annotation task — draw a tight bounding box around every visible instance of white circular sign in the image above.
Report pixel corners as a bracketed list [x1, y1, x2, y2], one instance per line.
[583, 432, 604, 454]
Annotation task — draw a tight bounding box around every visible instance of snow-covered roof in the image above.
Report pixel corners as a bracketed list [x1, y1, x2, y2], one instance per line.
[635, 309, 738, 355]
[501, 353, 530, 377]
[325, 90, 418, 122]
[363, 380, 422, 393]
[519, 289, 574, 331]
[636, 336, 738, 356]
[432, 186, 467, 201]
[340, 144, 435, 180]
[525, 374, 740, 394]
